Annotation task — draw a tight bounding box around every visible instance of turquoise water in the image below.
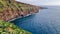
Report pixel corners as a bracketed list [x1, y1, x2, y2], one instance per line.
[12, 6, 60, 34]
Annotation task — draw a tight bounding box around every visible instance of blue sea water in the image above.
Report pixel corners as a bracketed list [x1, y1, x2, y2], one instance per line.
[12, 6, 60, 34]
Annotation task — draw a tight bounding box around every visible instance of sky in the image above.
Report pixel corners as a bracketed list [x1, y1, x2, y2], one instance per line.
[16, 0, 60, 6]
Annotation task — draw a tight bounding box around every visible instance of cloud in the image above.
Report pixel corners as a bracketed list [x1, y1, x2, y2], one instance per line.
[42, 1, 60, 5]
[17, 0, 37, 1]
[16, 0, 60, 6]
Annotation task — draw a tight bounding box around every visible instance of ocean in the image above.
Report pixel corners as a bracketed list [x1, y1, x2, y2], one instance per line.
[12, 6, 60, 34]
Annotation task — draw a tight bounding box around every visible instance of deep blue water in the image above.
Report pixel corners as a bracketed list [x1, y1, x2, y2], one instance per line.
[12, 6, 60, 34]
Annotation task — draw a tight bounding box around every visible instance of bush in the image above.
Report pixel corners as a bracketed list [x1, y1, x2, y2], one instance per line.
[0, 20, 31, 34]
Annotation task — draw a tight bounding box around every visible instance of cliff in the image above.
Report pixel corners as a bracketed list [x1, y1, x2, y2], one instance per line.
[0, 0, 40, 21]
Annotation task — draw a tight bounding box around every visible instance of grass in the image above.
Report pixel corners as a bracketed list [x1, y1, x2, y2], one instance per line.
[0, 20, 32, 34]
[0, 0, 34, 12]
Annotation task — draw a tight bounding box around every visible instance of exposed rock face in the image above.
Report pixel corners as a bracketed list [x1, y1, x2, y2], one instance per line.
[0, 0, 40, 21]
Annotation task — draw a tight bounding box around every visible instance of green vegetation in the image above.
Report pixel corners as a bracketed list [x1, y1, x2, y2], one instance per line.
[0, 2, 3, 12]
[0, 0, 31, 12]
[0, 20, 31, 34]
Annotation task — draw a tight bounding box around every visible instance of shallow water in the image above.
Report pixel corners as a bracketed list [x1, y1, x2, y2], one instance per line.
[12, 6, 60, 34]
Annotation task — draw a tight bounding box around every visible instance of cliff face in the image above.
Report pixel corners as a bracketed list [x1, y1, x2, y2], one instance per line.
[0, 0, 40, 21]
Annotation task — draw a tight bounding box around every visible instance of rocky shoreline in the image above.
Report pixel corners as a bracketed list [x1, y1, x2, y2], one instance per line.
[0, 0, 40, 21]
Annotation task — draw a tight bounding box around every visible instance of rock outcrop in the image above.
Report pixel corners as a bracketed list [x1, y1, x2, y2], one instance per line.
[0, 0, 40, 21]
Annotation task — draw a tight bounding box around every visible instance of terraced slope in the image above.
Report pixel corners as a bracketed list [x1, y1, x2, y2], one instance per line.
[0, 20, 31, 34]
[0, 0, 39, 21]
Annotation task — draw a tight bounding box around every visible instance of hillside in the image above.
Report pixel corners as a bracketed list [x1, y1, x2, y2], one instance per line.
[0, 0, 40, 21]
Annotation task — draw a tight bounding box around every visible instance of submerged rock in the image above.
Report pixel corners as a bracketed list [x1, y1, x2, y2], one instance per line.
[0, 0, 40, 21]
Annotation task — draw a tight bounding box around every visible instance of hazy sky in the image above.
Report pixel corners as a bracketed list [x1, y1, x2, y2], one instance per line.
[16, 0, 60, 6]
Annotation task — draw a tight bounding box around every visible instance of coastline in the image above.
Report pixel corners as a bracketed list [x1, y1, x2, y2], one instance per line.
[0, 0, 40, 21]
